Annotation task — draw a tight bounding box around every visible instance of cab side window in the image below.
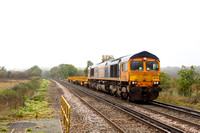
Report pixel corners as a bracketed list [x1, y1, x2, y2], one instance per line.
[122, 63, 128, 72]
[90, 69, 94, 76]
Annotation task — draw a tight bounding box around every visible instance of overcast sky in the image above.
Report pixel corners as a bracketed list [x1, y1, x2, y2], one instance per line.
[0, 0, 200, 70]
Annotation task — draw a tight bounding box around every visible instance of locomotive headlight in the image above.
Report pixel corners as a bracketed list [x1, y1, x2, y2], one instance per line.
[154, 81, 160, 85]
[132, 81, 137, 85]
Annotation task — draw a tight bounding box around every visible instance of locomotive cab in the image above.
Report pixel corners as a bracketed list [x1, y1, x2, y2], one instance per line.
[128, 55, 162, 101]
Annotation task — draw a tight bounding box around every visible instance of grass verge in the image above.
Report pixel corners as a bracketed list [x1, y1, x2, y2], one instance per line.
[0, 79, 56, 129]
[156, 90, 200, 111]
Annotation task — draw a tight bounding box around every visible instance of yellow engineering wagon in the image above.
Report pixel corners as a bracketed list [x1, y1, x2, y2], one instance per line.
[67, 76, 88, 86]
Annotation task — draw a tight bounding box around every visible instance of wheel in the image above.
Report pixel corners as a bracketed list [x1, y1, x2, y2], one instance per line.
[121, 92, 128, 100]
[126, 96, 131, 102]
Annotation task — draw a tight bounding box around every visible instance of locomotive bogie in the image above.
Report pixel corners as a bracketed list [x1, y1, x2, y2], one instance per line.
[129, 86, 161, 101]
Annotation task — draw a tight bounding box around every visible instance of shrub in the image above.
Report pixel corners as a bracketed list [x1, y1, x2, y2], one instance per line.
[29, 77, 41, 89]
[0, 78, 42, 112]
[178, 66, 197, 96]
[1, 128, 7, 131]
[16, 111, 24, 118]
[33, 94, 45, 102]
[0, 89, 17, 106]
[26, 128, 31, 131]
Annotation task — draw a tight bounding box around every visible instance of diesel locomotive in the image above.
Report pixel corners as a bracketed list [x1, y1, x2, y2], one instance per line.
[68, 51, 162, 101]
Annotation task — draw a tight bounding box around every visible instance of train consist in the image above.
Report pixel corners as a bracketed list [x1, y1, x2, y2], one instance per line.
[68, 51, 162, 101]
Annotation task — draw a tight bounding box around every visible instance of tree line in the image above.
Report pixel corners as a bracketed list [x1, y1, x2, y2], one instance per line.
[47, 55, 111, 79]
[0, 66, 42, 79]
[0, 55, 111, 79]
[48, 61, 93, 79]
[0, 61, 94, 80]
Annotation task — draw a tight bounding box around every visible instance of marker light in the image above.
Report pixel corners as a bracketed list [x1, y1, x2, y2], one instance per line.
[153, 81, 160, 85]
[132, 81, 137, 85]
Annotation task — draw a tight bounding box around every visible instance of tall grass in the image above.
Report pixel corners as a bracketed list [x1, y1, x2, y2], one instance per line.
[0, 78, 41, 114]
[0, 79, 28, 91]
[156, 89, 200, 110]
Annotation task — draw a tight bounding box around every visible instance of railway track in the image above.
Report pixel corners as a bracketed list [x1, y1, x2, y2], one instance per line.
[58, 80, 164, 133]
[149, 101, 200, 118]
[83, 85, 200, 133]
[136, 103, 200, 130]
[66, 84, 126, 133]
[58, 80, 187, 133]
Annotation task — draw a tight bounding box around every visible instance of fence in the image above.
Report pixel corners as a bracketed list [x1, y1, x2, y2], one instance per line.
[61, 95, 71, 133]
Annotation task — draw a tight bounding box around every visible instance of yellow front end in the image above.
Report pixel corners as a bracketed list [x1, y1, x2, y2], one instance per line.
[128, 57, 162, 101]
[130, 74, 160, 87]
[128, 57, 161, 87]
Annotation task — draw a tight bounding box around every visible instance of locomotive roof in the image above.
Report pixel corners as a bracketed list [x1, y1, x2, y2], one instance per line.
[89, 51, 159, 69]
[130, 51, 159, 60]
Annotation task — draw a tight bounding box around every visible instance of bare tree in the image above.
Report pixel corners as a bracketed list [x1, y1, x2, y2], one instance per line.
[102, 55, 114, 62]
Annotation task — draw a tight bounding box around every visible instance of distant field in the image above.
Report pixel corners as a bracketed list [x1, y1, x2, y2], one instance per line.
[0, 79, 29, 91]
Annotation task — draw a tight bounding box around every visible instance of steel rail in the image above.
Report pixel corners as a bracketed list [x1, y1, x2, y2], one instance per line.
[61, 80, 184, 133]
[149, 101, 200, 119]
[77, 88, 183, 133]
[136, 104, 200, 128]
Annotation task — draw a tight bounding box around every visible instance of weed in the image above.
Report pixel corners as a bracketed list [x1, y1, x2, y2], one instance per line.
[40, 80, 50, 89]
[28, 105, 35, 112]
[39, 88, 46, 92]
[16, 111, 24, 118]
[33, 94, 45, 102]
[26, 128, 31, 131]
[1, 128, 7, 131]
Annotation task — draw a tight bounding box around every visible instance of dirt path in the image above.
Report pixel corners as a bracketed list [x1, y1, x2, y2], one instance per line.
[47, 80, 64, 118]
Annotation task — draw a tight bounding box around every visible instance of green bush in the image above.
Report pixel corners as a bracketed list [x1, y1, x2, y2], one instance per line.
[30, 77, 41, 89]
[33, 94, 45, 102]
[178, 66, 198, 96]
[27, 105, 35, 112]
[26, 128, 31, 131]
[16, 111, 24, 118]
[40, 80, 49, 88]
[0, 89, 17, 106]
[1, 128, 7, 131]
